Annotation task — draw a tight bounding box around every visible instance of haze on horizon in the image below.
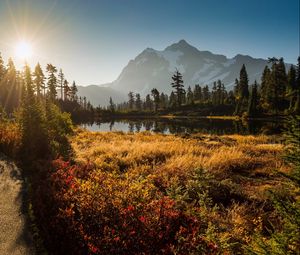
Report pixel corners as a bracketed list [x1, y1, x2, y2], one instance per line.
[0, 0, 299, 86]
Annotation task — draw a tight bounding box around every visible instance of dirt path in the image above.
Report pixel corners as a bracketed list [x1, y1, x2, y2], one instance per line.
[0, 154, 35, 255]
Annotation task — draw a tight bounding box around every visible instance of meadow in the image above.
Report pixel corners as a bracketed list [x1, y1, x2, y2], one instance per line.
[32, 129, 292, 254]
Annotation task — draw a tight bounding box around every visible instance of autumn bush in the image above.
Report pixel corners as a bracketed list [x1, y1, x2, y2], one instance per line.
[0, 119, 21, 157]
[32, 131, 291, 254]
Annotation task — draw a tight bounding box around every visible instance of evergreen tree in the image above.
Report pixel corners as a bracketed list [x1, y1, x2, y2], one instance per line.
[63, 80, 70, 101]
[145, 94, 152, 111]
[70, 81, 78, 101]
[169, 91, 176, 108]
[287, 65, 297, 111]
[33, 63, 45, 98]
[4, 58, 18, 113]
[235, 64, 249, 115]
[212, 82, 217, 105]
[58, 68, 65, 100]
[135, 93, 142, 111]
[151, 88, 160, 112]
[260, 66, 271, 111]
[268, 58, 287, 114]
[202, 85, 210, 103]
[159, 92, 167, 109]
[171, 69, 185, 106]
[46, 64, 57, 101]
[19, 63, 48, 160]
[128, 91, 135, 110]
[247, 81, 259, 117]
[193, 84, 202, 102]
[294, 56, 300, 114]
[186, 86, 194, 104]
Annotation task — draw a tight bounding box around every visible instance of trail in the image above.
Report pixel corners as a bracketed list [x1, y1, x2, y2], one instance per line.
[0, 154, 35, 255]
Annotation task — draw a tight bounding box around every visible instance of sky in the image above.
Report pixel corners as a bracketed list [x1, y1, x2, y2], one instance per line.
[0, 0, 299, 85]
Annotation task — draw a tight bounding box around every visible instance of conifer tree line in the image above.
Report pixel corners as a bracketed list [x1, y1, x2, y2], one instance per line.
[0, 53, 94, 117]
[0, 53, 94, 160]
[112, 57, 300, 117]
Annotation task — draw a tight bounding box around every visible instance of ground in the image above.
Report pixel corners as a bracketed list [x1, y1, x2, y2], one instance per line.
[0, 154, 35, 255]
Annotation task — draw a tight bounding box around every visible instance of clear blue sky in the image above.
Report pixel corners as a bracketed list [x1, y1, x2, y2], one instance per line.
[0, 0, 299, 85]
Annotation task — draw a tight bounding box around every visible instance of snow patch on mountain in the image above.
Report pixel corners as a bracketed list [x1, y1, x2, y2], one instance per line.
[157, 50, 184, 72]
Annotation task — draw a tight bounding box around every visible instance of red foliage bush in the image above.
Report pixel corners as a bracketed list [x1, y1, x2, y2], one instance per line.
[32, 159, 218, 254]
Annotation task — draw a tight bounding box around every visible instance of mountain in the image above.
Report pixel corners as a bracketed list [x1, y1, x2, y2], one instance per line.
[79, 40, 290, 106]
[77, 85, 126, 107]
[110, 40, 274, 95]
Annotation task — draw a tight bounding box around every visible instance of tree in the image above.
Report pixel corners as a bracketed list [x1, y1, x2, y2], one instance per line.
[260, 66, 271, 111]
[159, 93, 168, 110]
[63, 80, 70, 101]
[151, 88, 160, 112]
[109, 97, 115, 112]
[235, 64, 249, 115]
[171, 69, 185, 106]
[287, 65, 297, 111]
[169, 91, 176, 108]
[145, 94, 153, 111]
[212, 82, 217, 105]
[202, 85, 210, 103]
[58, 68, 65, 100]
[128, 91, 135, 110]
[193, 84, 202, 102]
[70, 81, 78, 101]
[247, 81, 259, 117]
[186, 86, 194, 105]
[19, 63, 48, 160]
[46, 64, 57, 101]
[33, 63, 45, 98]
[135, 93, 142, 111]
[294, 56, 300, 114]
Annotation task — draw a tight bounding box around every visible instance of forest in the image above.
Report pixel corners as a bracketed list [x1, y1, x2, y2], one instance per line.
[0, 52, 299, 255]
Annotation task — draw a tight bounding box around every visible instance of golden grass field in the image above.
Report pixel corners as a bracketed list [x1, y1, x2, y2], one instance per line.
[68, 130, 290, 252]
[72, 130, 287, 202]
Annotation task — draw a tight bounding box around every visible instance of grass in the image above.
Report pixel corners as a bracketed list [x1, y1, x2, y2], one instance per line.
[63, 130, 290, 253]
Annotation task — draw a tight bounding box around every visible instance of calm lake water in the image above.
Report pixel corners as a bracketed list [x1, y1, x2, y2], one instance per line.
[80, 118, 285, 135]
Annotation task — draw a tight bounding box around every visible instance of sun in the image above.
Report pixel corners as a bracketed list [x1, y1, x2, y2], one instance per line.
[15, 41, 33, 59]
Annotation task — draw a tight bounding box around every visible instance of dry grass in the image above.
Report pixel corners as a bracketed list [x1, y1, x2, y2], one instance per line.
[71, 130, 288, 202]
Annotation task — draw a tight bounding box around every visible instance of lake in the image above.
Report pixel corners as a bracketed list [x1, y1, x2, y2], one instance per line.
[80, 117, 285, 135]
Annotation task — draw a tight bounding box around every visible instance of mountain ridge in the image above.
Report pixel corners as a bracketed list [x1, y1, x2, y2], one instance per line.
[77, 40, 290, 106]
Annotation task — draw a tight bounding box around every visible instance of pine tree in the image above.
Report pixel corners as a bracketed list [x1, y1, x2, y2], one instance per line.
[151, 88, 160, 112]
[33, 63, 45, 98]
[135, 93, 142, 111]
[202, 85, 210, 103]
[247, 81, 259, 117]
[169, 91, 176, 108]
[186, 86, 194, 105]
[193, 84, 202, 102]
[63, 79, 70, 101]
[128, 91, 135, 110]
[70, 81, 78, 101]
[212, 82, 217, 105]
[235, 64, 249, 115]
[4, 58, 17, 113]
[46, 64, 57, 101]
[260, 66, 271, 111]
[20, 63, 48, 160]
[171, 69, 185, 106]
[58, 68, 64, 100]
[294, 56, 300, 114]
[287, 65, 297, 111]
[145, 94, 152, 111]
